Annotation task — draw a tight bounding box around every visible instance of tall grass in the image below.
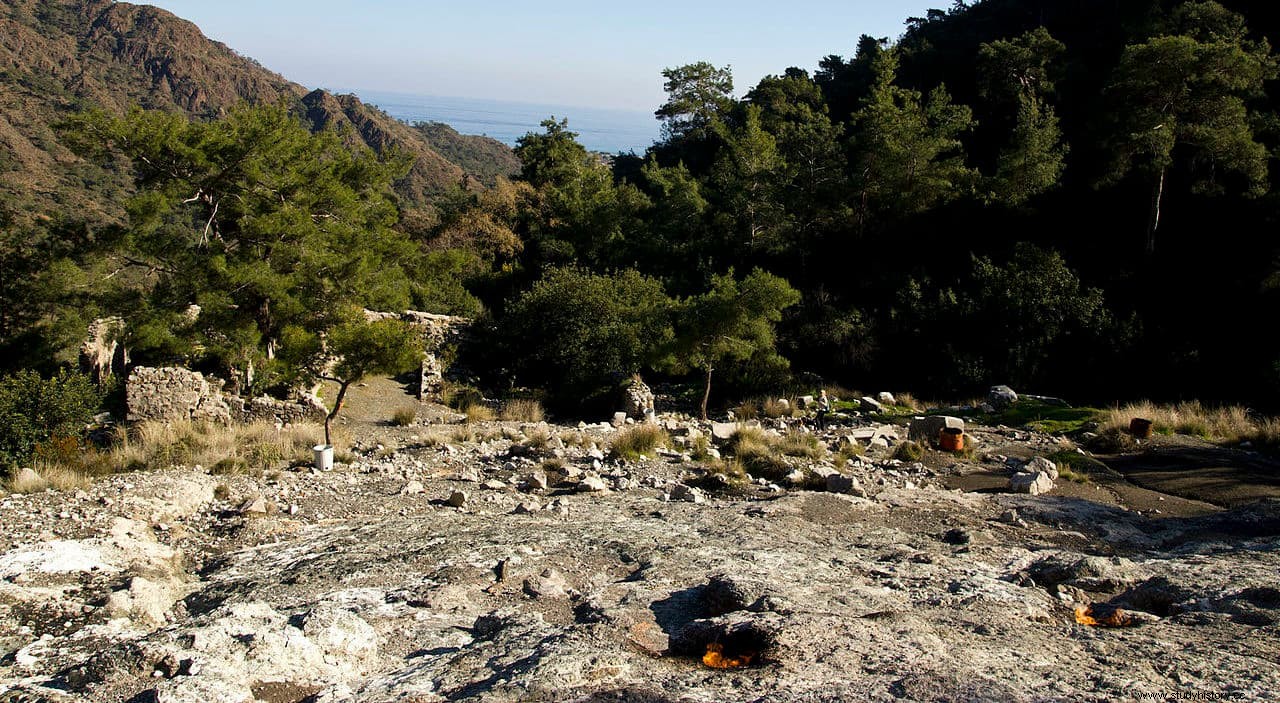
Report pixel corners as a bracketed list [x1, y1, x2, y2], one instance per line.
[1103, 401, 1255, 442]
[501, 399, 545, 423]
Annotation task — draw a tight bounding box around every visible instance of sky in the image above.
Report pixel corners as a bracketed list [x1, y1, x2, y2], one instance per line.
[143, 0, 940, 111]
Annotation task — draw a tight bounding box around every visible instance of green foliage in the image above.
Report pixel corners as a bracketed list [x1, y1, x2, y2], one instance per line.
[501, 267, 673, 408]
[666, 269, 800, 419]
[655, 62, 735, 142]
[515, 120, 650, 269]
[65, 105, 419, 391]
[0, 370, 101, 471]
[978, 28, 1070, 206]
[900, 244, 1117, 390]
[849, 50, 977, 225]
[1103, 2, 1276, 252]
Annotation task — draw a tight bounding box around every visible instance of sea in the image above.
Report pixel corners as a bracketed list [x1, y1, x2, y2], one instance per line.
[352, 90, 660, 155]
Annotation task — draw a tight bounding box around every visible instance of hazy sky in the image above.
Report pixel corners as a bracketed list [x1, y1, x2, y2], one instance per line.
[143, 0, 939, 111]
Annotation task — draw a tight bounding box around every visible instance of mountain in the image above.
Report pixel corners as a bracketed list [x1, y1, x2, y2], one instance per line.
[0, 0, 518, 223]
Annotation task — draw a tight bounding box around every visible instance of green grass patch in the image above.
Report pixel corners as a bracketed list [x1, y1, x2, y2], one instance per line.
[988, 400, 1103, 435]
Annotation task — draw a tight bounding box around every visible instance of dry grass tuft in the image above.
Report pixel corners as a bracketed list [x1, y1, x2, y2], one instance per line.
[893, 441, 925, 462]
[733, 400, 760, 421]
[465, 404, 496, 423]
[502, 399, 545, 423]
[610, 424, 670, 461]
[762, 397, 796, 419]
[390, 408, 417, 427]
[777, 432, 826, 459]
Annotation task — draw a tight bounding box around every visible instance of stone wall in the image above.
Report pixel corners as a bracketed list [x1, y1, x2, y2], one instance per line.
[364, 310, 473, 401]
[127, 367, 326, 425]
[126, 367, 233, 424]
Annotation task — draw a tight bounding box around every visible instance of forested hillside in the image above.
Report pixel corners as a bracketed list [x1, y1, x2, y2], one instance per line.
[459, 0, 1280, 410]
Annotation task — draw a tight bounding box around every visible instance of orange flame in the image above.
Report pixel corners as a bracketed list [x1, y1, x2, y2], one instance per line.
[1074, 604, 1136, 627]
[703, 642, 755, 669]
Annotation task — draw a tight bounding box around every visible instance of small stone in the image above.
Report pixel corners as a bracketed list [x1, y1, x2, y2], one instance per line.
[400, 480, 426, 495]
[446, 490, 468, 508]
[482, 479, 508, 491]
[513, 500, 542, 515]
[577, 475, 609, 493]
[668, 484, 706, 504]
[523, 470, 549, 491]
[238, 496, 269, 515]
[1010, 471, 1055, 496]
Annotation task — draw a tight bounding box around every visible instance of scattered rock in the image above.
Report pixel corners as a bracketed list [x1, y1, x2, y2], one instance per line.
[445, 490, 468, 508]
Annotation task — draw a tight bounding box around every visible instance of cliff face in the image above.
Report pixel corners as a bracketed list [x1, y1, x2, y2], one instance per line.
[0, 0, 516, 222]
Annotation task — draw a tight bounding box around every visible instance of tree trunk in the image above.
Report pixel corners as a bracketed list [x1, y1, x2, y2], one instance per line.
[324, 380, 352, 447]
[1146, 168, 1165, 257]
[700, 366, 713, 421]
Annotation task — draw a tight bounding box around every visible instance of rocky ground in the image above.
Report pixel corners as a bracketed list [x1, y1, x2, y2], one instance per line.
[1, 384, 1278, 702]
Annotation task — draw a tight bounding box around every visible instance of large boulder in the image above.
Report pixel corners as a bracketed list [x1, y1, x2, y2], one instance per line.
[908, 416, 965, 444]
[988, 385, 1018, 410]
[1010, 471, 1055, 496]
[1024, 456, 1060, 481]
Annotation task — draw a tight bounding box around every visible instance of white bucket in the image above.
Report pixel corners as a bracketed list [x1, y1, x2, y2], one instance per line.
[313, 444, 334, 471]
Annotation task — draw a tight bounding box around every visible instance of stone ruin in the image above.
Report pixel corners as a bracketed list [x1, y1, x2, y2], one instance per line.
[126, 366, 326, 425]
[79, 317, 129, 383]
[123, 311, 472, 425]
[363, 310, 472, 402]
[621, 376, 656, 420]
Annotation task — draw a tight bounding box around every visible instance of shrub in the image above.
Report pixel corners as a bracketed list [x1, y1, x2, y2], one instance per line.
[0, 370, 101, 472]
[690, 432, 713, 461]
[777, 432, 825, 459]
[499, 267, 673, 409]
[391, 408, 418, 427]
[733, 400, 760, 420]
[834, 442, 864, 467]
[726, 426, 791, 481]
[610, 424, 670, 461]
[894, 441, 925, 462]
[502, 399, 545, 423]
[523, 426, 552, 451]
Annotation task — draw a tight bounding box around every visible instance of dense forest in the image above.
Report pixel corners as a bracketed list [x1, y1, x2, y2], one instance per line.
[5, 0, 1280, 440]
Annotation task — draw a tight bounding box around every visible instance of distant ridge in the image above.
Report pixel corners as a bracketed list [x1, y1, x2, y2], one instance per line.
[0, 0, 519, 223]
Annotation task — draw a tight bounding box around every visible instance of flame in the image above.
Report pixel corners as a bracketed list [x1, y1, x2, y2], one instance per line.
[1074, 604, 1136, 627]
[702, 642, 755, 669]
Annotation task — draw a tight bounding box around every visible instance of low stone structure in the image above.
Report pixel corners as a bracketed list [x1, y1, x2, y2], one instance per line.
[126, 367, 233, 424]
[127, 367, 325, 425]
[621, 377, 655, 420]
